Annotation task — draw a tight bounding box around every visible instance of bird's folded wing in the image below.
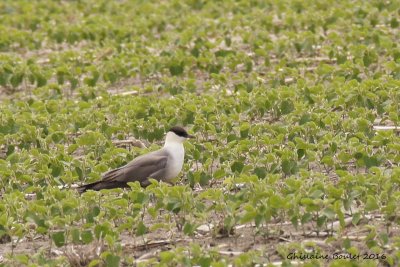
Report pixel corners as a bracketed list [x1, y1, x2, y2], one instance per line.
[101, 153, 168, 183]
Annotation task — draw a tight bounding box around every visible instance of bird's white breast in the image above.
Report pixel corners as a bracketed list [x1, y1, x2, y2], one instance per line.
[163, 143, 185, 181]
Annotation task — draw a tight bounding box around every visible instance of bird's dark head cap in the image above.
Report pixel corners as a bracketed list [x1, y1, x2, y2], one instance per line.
[168, 126, 194, 138]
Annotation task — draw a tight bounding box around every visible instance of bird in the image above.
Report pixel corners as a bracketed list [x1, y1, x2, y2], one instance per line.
[77, 126, 194, 193]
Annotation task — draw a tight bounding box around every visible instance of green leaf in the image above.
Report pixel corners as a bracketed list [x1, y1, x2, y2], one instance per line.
[299, 113, 311, 124]
[390, 18, 399, 28]
[343, 238, 351, 249]
[71, 228, 80, 244]
[301, 213, 312, 224]
[215, 50, 235, 57]
[280, 100, 294, 115]
[363, 155, 379, 168]
[321, 155, 334, 166]
[0, 72, 9, 86]
[84, 70, 100, 86]
[352, 212, 361, 225]
[310, 190, 324, 199]
[56, 68, 65, 84]
[199, 172, 211, 186]
[199, 257, 212, 267]
[297, 149, 305, 159]
[81, 230, 93, 244]
[334, 200, 345, 228]
[168, 61, 184, 76]
[281, 159, 297, 175]
[290, 215, 299, 229]
[94, 224, 109, 239]
[322, 207, 335, 219]
[338, 152, 352, 163]
[50, 132, 65, 143]
[136, 221, 147, 236]
[88, 259, 101, 267]
[269, 195, 283, 209]
[241, 210, 256, 224]
[166, 198, 182, 213]
[10, 72, 24, 88]
[77, 132, 105, 146]
[160, 251, 175, 263]
[379, 232, 389, 245]
[52, 231, 65, 247]
[231, 161, 244, 173]
[213, 169, 226, 179]
[35, 73, 47, 87]
[240, 122, 250, 138]
[183, 222, 196, 236]
[15, 254, 29, 264]
[105, 254, 120, 267]
[365, 195, 379, 211]
[254, 167, 266, 179]
[69, 77, 78, 90]
[363, 50, 377, 67]
[317, 215, 327, 227]
[75, 166, 83, 179]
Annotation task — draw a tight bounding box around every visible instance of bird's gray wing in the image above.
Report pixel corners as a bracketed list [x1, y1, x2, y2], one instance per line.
[100, 150, 169, 185]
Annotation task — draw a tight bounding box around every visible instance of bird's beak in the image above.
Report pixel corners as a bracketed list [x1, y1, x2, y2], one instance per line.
[187, 134, 195, 139]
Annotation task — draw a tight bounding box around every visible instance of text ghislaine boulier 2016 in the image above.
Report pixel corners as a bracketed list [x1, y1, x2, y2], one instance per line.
[287, 252, 387, 261]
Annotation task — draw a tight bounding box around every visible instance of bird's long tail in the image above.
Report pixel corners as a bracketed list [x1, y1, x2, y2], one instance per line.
[77, 181, 129, 194]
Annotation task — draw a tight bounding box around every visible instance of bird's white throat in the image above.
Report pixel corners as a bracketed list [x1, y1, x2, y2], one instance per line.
[164, 133, 185, 162]
[164, 131, 186, 145]
[163, 132, 185, 180]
